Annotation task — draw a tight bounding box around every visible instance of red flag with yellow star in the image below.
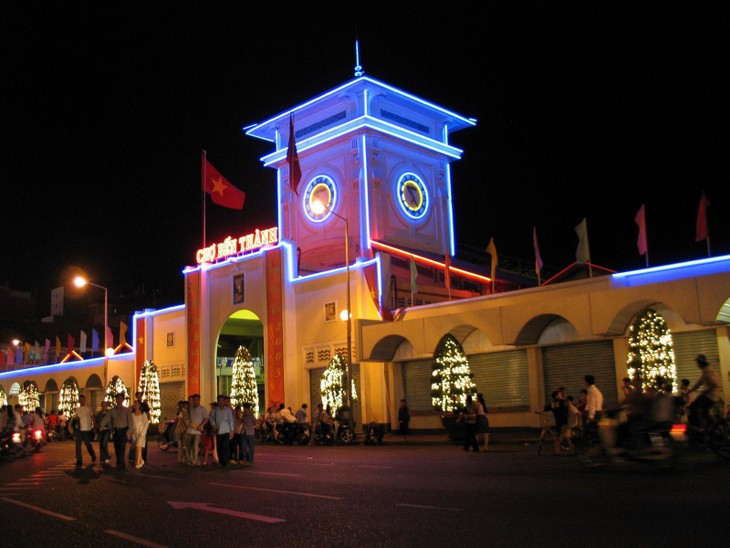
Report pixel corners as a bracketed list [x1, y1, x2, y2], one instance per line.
[203, 157, 245, 209]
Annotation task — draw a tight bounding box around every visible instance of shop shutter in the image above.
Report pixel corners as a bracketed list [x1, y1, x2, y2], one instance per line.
[671, 330, 721, 385]
[403, 359, 435, 412]
[467, 350, 530, 410]
[542, 341, 617, 406]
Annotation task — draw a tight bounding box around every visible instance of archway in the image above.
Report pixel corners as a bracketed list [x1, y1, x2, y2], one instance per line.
[215, 309, 265, 414]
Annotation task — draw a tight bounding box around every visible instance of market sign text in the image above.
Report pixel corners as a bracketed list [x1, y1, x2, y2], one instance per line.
[196, 227, 279, 264]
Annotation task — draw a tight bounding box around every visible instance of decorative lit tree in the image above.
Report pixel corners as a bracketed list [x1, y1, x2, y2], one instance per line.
[59, 380, 80, 418]
[320, 353, 357, 412]
[431, 334, 477, 412]
[105, 376, 130, 408]
[139, 360, 161, 423]
[0, 389, 7, 408]
[19, 382, 40, 411]
[626, 308, 677, 392]
[229, 346, 259, 412]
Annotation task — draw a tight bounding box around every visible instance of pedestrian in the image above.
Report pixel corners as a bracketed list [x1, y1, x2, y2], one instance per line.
[295, 403, 308, 424]
[398, 399, 410, 439]
[209, 394, 234, 466]
[128, 391, 150, 465]
[232, 405, 243, 464]
[130, 400, 150, 469]
[172, 400, 190, 464]
[185, 394, 208, 466]
[584, 374, 604, 425]
[476, 393, 490, 452]
[240, 402, 257, 465]
[95, 400, 112, 464]
[201, 422, 215, 465]
[109, 392, 132, 469]
[73, 394, 96, 467]
[460, 395, 479, 452]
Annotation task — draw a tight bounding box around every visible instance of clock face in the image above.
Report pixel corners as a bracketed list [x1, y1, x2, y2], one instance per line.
[397, 172, 428, 219]
[303, 175, 337, 222]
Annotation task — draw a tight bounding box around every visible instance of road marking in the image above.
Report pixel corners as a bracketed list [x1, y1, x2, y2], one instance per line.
[397, 503, 461, 511]
[106, 530, 169, 547]
[358, 465, 392, 469]
[244, 470, 300, 477]
[136, 473, 181, 481]
[210, 482, 343, 500]
[1, 497, 76, 520]
[4, 483, 39, 488]
[167, 501, 284, 523]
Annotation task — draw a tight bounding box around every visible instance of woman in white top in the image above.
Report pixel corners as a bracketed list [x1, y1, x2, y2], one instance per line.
[129, 400, 150, 469]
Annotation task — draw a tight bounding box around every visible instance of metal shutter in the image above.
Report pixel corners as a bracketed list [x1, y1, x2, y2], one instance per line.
[672, 330, 722, 385]
[467, 350, 530, 409]
[403, 359, 435, 412]
[542, 341, 617, 406]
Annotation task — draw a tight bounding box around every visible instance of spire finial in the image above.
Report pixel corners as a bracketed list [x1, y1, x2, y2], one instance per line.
[354, 40, 364, 77]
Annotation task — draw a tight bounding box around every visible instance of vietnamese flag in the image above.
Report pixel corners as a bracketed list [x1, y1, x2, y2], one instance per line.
[203, 156, 245, 209]
[287, 114, 302, 196]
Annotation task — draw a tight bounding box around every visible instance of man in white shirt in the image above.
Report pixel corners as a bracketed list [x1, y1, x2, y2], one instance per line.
[74, 394, 96, 467]
[584, 374, 604, 424]
[209, 395, 234, 466]
[186, 394, 208, 466]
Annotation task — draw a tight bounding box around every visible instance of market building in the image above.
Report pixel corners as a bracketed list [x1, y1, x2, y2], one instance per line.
[2, 70, 729, 432]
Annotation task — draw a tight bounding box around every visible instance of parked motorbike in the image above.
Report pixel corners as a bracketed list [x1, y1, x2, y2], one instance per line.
[276, 422, 311, 445]
[362, 422, 385, 446]
[157, 420, 179, 451]
[335, 419, 356, 445]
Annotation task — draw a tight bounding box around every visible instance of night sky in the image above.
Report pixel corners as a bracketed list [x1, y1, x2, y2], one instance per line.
[3, 3, 729, 307]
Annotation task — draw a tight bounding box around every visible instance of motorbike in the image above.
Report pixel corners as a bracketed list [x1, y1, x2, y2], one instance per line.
[579, 409, 674, 468]
[276, 421, 311, 445]
[362, 422, 385, 446]
[335, 418, 356, 445]
[157, 420, 179, 451]
[0, 429, 25, 460]
[23, 427, 46, 454]
[669, 407, 730, 461]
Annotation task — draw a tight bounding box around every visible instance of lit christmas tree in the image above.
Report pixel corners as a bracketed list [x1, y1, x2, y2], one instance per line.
[431, 335, 477, 412]
[19, 383, 40, 411]
[139, 360, 161, 423]
[320, 352, 357, 412]
[58, 381, 80, 418]
[0, 389, 7, 407]
[105, 376, 130, 408]
[229, 345, 259, 412]
[626, 308, 677, 392]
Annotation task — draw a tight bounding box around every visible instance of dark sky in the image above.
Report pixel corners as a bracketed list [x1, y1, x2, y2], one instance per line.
[2, 3, 729, 307]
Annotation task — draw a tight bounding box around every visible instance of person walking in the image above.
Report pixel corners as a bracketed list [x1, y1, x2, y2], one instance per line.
[95, 401, 112, 464]
[186, 394, 208, 466]
[209, 394, 234, 466]
[109, 393, 132, 470]
[130, 400, 150, 469]
[128, 391, 150, 465]
[174, 400, 191, 464]
[398, 399, 411, 440]
[476, 393, 490, 452]
[461, 395, 479, 452]
[240, 402, 257, 465]
[73, 395, 96, 467]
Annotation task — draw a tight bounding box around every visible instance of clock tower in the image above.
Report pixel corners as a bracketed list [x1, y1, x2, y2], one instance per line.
[245, 75, 475, 275]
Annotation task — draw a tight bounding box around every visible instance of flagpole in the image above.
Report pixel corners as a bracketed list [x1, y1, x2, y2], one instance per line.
[202, 149, 207, 248]
[707, 236, 712, 257]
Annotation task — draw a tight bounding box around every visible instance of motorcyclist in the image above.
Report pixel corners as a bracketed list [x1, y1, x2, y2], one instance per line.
[613, 375, 654, 452]
[278, 403, 297, 444]
[686, 354, 721, 431]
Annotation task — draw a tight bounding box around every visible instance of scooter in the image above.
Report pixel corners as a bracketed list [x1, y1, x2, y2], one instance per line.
[23, 427, 46, 454]
[0, 429, 25, 460]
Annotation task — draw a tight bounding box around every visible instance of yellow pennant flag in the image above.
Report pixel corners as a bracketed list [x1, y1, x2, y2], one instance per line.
[486, 237, 498, 282]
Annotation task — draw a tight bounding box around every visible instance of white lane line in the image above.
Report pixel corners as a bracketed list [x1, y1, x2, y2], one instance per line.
[167, 501, 285, 523]
[209, 482, 343, 500]
[135, 474, 181, 481]
[1, 497, 76, 520]
[106, 530, 169, 547]
[15, 478, 47, 482]
[32, 472, 65, 476]
[4, 483, 39, 488]
[243, 471, 301, 477]
[397, 503, 461, 511]
[358, 465, 392, 469]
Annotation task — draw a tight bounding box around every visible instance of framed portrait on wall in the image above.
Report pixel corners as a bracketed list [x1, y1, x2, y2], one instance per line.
[166, 332, 174, 347]
[324, 301, 337, 322]
[233, 273, 245, 304]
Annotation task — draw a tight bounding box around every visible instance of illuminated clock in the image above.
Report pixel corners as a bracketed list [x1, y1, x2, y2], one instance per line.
[397, 172, 428, 219]
[303, 175, 337, 222]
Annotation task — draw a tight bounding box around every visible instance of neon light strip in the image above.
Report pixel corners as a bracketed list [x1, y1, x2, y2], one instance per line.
[613, 254, 730, 278]
[260, 116, 464, 166]
[370, 241, 491, 283]
[361, 133, 372, 254]
[444, 124, 455, 257]
[290, 257, 379, 284]
[134, 305, 186, 319]
[245, 75, 476, 142]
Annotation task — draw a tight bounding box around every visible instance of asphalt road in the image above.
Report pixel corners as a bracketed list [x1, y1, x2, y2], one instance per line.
[1, 436, 728, 547]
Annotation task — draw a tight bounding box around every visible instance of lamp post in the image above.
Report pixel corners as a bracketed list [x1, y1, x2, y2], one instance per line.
[312, 200, 354, 430]
[74, 276, 110, 386]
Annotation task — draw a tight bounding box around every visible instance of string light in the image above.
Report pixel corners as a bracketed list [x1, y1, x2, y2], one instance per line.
[320, 353, 357, 413]
[431, 335, 477, 412]
[139, 360, 161, 423]
[229, 346, 259, 413]
[626, 308, 677, 392]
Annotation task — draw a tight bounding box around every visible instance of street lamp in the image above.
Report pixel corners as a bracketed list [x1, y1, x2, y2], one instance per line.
[74, 276, 111, 385]
[311, 200, 354, 431]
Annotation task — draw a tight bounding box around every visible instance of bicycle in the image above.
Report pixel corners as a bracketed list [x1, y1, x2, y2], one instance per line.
[535, 411, 573, 456]
[673, 404, 730, 461]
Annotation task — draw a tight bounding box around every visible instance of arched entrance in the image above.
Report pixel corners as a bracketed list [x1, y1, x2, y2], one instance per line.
[214, 310, 265, 414]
